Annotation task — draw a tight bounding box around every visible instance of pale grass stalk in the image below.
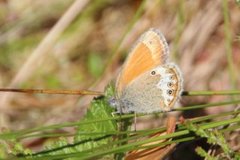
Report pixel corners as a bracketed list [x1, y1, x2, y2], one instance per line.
[0, 0, 90, 128]
[0, 0, 90, 111]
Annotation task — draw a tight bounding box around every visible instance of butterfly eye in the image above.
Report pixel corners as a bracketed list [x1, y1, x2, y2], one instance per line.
[167, 89, 173, 95]
[150, 70, 156, 75]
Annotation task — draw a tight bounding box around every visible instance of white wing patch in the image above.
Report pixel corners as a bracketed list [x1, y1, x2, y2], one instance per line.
[151, 63, 182, 107]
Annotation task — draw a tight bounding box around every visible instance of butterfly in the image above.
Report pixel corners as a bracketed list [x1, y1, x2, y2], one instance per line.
[111, 28, 183, 114]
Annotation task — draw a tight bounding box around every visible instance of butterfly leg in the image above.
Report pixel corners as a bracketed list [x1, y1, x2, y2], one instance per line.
[134, 112, 137, 131]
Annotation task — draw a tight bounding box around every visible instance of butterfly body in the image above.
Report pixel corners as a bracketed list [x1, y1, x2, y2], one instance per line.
[112, 28, 183, 114]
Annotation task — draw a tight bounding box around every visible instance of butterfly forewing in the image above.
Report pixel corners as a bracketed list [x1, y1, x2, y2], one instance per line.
[116, 28, 169, 96]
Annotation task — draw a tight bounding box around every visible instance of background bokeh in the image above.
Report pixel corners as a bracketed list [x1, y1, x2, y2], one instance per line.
[0, 0, 239, 134]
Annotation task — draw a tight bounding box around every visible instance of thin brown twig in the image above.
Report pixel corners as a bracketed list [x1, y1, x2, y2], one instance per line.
[0, 88, 103, 96]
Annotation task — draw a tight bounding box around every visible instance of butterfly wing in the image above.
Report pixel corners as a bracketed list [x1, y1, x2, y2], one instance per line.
[154, 63, 183, 111]
[117, 63, 183, 113]
[116, 28, 169, 96]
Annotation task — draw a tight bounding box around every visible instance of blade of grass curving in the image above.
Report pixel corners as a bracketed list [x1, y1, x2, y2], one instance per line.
[220, 124, 240, 133]
[184, 110, 240, 124]
[200, 116, 240, 130]
[0, 114, 134, 140]
[175, 99, 240, 111]
[182, 90, 240, 96]
[18, 133, 75, 139]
